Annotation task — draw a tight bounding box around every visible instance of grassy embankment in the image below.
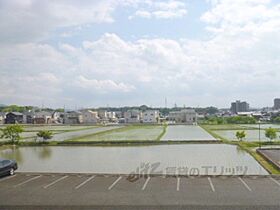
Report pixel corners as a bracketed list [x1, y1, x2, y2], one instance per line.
[200, 124, 280, 175]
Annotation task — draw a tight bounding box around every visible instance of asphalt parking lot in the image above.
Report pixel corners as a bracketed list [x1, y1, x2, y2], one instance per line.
[257, 149, 280, 169]
[0, 173, 279, 210]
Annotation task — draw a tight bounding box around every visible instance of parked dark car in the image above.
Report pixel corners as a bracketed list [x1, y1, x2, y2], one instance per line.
[0, 159, 18, 176]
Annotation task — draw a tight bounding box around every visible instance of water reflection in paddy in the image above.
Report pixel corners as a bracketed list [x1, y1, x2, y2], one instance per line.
[0, 144, 268, 175]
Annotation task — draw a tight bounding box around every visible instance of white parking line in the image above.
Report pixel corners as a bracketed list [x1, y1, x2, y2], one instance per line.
[14, 175, 41, 187]
[270, 177, 280, 187]
[108, 176, 122, 190]
[177, 177, 180, 191]
[238, 177, 252, 192]
[208, 177, 215, 192]
[0, 175, 17, 183]
[43, 175, 68, 189]
[75, 175, 95, 190]
[142, 177, 151, 191]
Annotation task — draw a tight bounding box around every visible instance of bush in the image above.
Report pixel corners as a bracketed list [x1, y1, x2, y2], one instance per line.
[0, 124, 24, 144]
[37, 130, 53, 141]
[226, 116, 256, 124]
[265, 127, 277, 142]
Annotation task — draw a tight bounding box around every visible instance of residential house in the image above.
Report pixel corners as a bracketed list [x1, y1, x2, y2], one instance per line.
[52, 111, 64, 124]
[168, 109, 197, 124]
[143, 110, 159, 123]
[81, 110, 100, 124]
[0, 112, 5, 124]
[98, 110, 109, 123]
[124, 110, 142, 123]
[5, 112, 24, 124]
[64, 111, 83, 124]
[107, 111, 117, 122]
[114, 111, 123, 119]
[23, 110, 35, 124]
[33, 111, 52, 124]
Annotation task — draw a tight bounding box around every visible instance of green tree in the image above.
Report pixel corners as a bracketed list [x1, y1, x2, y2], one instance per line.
[37, 130, 53, 141]
[236, 130, 246, 141]
[265, 127, 277, 142]
[0, 125, 24, 144]
[271, 116, 280, 124]
[226, 116, 256, 124]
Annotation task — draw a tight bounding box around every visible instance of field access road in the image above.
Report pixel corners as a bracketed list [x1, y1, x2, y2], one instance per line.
[0, 173, 279, 210]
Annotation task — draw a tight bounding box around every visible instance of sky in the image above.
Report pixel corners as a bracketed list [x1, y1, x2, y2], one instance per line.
[0, 0, 280, 109]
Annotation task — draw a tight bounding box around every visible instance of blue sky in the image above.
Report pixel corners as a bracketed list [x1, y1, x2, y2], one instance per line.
[0, 0, 280, 109]
[49, 0, 210, 45]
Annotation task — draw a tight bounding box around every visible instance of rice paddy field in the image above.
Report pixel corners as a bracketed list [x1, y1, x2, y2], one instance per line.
[22, 125, 98, 131]
[205, 124, 280, 142]
[2, 123, 280, 143]
[71, 125, 164, 141]
[214, 130, 280, 142]
[51, 126, 123, 141]
[162, 125, 217, 141]
[240, 124, 280, 130]
[0, 125, 123, 142]
[0, 144, 268, 175]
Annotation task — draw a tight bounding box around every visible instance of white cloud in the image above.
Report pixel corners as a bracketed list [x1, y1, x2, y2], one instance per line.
[129, 0, 187, 20]
[1, 1, 280, 107]
[131, 10, 152, 19]
[1, 28, 280, 107]
[75, 76, 135, 93]
[152, 9, 187, 19]
[0, 72, 62, 106]
[0, 0, 138, 43]
[201, 0, 280, 37]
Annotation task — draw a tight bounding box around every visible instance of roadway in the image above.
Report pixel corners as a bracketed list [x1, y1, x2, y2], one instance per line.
[0, 173, 279, 210]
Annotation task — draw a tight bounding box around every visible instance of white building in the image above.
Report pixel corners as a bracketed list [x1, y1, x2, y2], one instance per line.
[52, 111, 64, 124]
[168, 109, 197, 124]
[143, 110, 159, 123]
[124, 110, 142, 123]
[81, 110, 100, 124]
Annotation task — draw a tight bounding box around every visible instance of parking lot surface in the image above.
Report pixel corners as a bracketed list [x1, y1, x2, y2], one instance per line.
[0, 173, 279, 209]
[258, 149, 280, 169]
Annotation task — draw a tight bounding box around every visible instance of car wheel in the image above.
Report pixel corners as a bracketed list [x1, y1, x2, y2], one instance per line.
[9, 168, 15, 176]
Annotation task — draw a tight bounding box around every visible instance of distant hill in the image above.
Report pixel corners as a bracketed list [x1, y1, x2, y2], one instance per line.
[0, 104, 6, 107]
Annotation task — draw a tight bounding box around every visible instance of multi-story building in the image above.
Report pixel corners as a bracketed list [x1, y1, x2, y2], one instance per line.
[168, 109, 197, 124]
[143, 110, 159, 123]
[274, 98, 280, 110]
[230, 100, 249, 114]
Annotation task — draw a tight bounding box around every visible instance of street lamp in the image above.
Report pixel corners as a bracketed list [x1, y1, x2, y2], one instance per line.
[258, 120, 261, 149]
